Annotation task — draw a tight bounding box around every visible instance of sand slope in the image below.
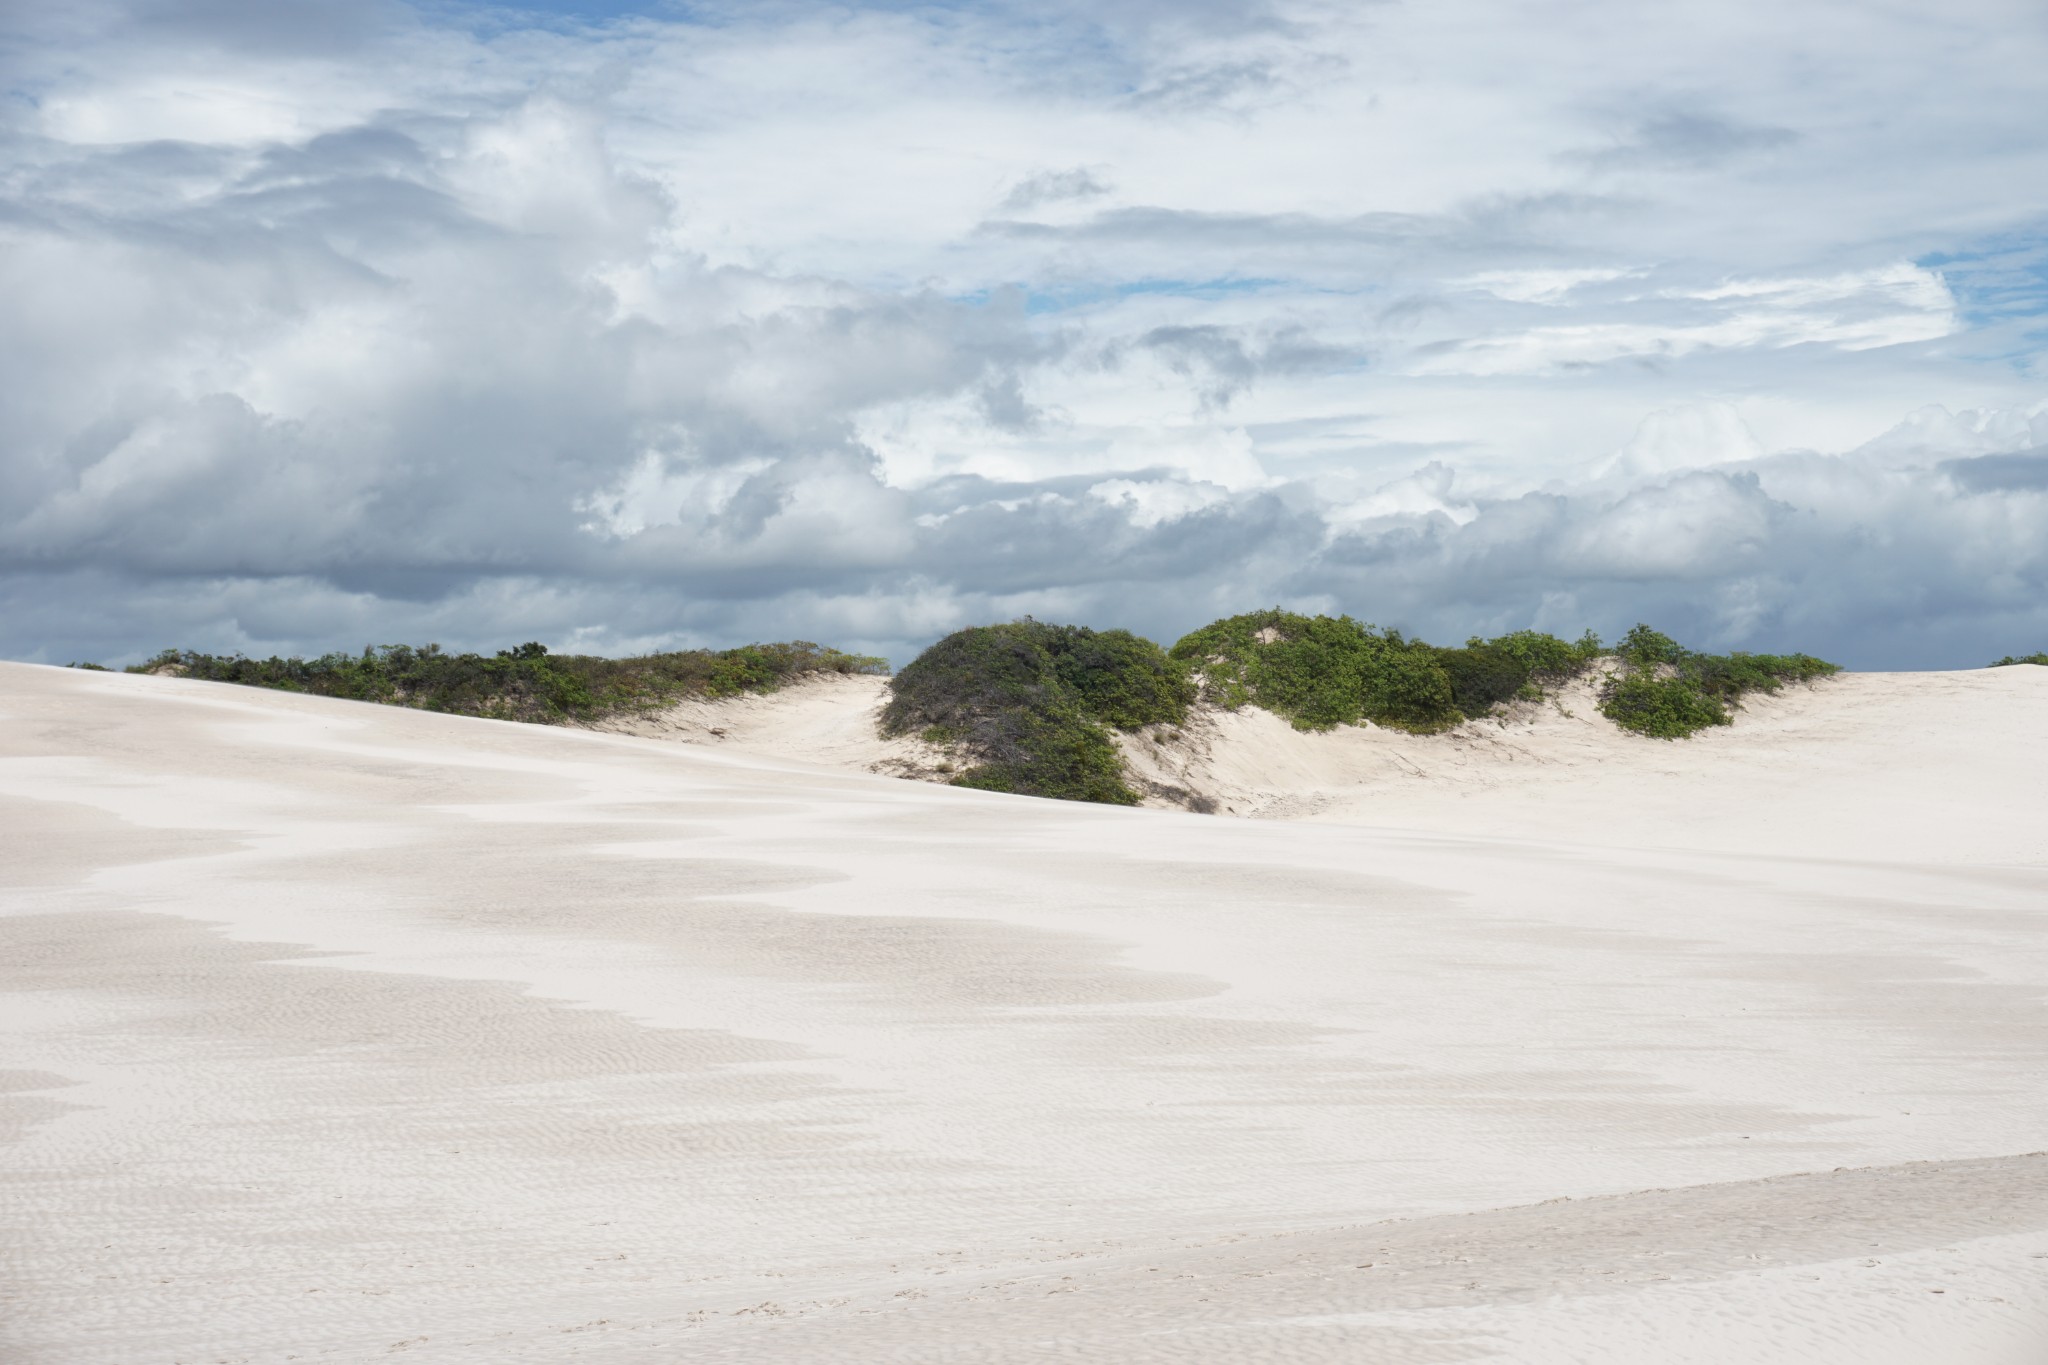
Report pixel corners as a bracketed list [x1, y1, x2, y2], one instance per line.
[2, 661, 2046, 1363]
[1125, 666, 2048, 862]
[583, 671, 950, 781]
[605, 666, 2047, 865]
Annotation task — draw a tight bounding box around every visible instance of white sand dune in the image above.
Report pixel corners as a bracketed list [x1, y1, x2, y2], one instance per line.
[606, 665, 2048, 863]
[3, 660, 2047, 1363]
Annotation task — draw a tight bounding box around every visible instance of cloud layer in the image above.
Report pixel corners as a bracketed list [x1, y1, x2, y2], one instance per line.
[2, 0, 2045, 667]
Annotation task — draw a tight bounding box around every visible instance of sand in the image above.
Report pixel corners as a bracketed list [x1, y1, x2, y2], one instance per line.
[583, 671, 953, 782]
[598, 666, 2048, 862]
[2, 660, 2046, 1362]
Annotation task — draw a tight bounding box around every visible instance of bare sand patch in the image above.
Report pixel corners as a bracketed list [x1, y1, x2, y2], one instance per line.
[584, 671, 953, 781]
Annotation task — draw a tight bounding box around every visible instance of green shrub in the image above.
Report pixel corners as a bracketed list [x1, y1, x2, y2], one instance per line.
[949, 706, 1137, 806]
[1990, 652, 2048, 666]
[125, 639, 885, 723]
[1168, 610, 1599, 732]
[882, 620, 1190, 804]
[1595, 623, 1839, 739]
[1047, 626, 1193, 729]
[1614, 623, 1687, 668]
[1430, 641, 1526, 716]
[1598, 672, 1733, 738]
[891, 611, 1843, 803]
[1488, 628, 1606, 678]
[1363, 640, 1461, 730]
[1169, 610, 1423, 730]
[1430, 629, 1607, 717]
[1169, 610, 1832, 742]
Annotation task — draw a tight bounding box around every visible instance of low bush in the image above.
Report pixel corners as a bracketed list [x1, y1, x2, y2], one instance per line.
[882, 620, 1191, 804]
[1169, 610, 1437, 730]
[1990, 652, 2048, 666]
[1430, 630, 1603, 717]
[126, 640, 885, 723]
[1429, 640, 1529, 717]
[1597, 672, 1735, 738]
[1168, 610, 1601, 732]
[1596, 624, 1839, 738]
[949, 709, 1136, 806]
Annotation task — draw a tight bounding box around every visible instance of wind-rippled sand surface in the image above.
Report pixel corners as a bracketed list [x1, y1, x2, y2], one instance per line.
[2, 662, 2045, 1362]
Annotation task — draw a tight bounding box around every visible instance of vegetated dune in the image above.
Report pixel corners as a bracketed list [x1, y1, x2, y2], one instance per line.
[4, 660, 2047, 1365]
[601, 663, 2048, 865]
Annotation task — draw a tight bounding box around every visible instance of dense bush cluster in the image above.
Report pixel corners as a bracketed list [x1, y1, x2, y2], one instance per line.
[1595, 624, 1839, 738]
[128, 640, 886, 723]
[1167, 609, 1603, 733]
[1990, 652, 2048, 666]
[887, 610, 1849, 804]
[881, 620, 1192, 804]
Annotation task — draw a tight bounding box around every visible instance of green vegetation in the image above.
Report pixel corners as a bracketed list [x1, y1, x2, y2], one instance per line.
[1167, 609, 1603, 733]
[1595, 624, 1839, 739]
[886, 611, 1845, 805]
[121, 609, 1846, 813]
[127, 640, 886, 724]
[881, 620, 1192, 805]
[885, 610, 1631, 806]
[1990, 651, 2048, 666]
[886, 609, 1846, 805]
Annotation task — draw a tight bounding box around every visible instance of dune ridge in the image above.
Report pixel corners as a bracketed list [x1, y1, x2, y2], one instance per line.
[601, 664, 2045, 863]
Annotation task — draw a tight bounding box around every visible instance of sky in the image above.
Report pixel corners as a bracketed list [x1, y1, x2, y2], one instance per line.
[3, 0, 2046, 669]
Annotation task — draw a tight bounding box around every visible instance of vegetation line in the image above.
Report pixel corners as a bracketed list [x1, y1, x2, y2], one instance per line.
[1169, 610, 1605, 734]
[115, 641, 887, 724]
[67, 609, 1878, 808]
[887, 611, 1843, 805]
[1598, 625, 1838, 740]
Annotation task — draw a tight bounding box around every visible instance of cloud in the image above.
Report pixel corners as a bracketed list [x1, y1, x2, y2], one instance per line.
[1458, 268, 1640, 304]
[1124, 59, 1287, 113]
[1086, 475, 1231, 528]
[1406, 264, 1960, 376]
[1944, 450, 2048, 493]
[1, 0, 2045, 672]
[1597, 402, 1765, 482]
[1296, 409, 2048, 666]
[999, 167, 1113, 212]
[977, 195, 1628, 260]
[1126, 323, 1352, 410]
[1570, 109, 1799, 173]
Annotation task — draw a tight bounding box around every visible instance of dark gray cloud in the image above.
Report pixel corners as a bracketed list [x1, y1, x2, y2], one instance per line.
[1943, 450, 2048, 493]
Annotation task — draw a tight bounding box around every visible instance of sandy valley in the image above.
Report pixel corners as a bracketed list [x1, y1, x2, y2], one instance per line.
[3, 660, 2046, 1362]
